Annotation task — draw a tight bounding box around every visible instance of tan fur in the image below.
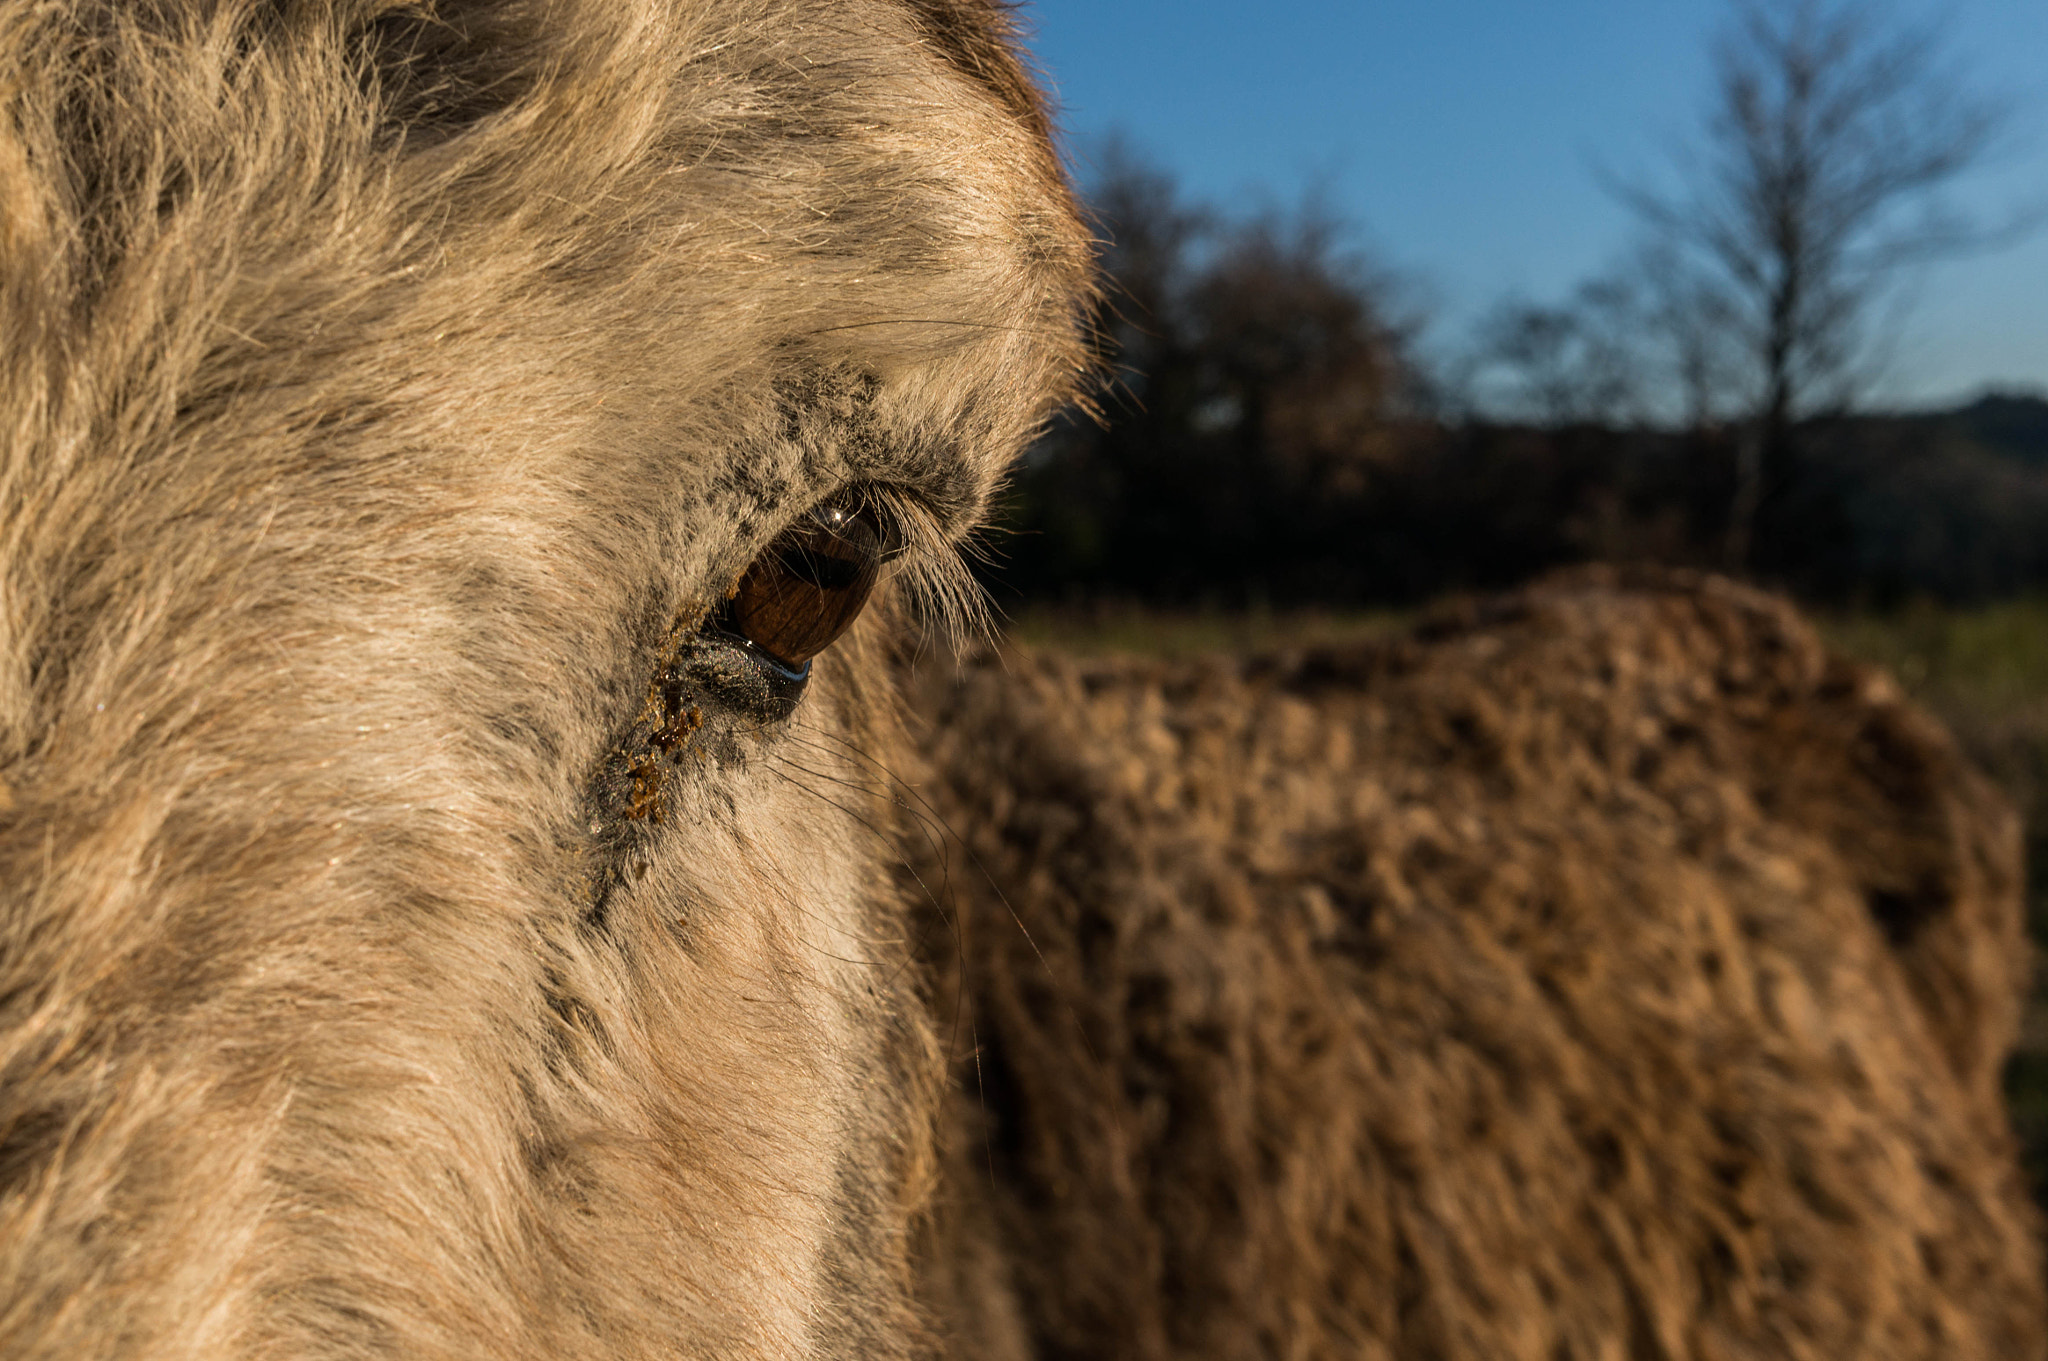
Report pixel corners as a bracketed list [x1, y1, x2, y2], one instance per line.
[911, 568, 2045, 1359]
[0, 2, 1085, 1356]
[0, 4, 2039, 1359]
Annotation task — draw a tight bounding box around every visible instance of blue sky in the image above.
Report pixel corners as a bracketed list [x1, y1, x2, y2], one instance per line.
[1021, 0, 2048, 407]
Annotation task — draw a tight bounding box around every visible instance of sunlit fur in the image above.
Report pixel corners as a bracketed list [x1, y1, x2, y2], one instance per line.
[0, 1, 1085, 1356]
[0, 3, 2041, 1360]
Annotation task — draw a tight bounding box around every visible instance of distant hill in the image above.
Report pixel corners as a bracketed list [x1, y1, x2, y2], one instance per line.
[1937, 393, 2048, 469]
[1777, 393, 2048, 601]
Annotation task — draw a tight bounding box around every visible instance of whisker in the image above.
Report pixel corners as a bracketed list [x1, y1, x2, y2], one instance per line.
[797, 718, 1123, 1140]
[772, 727, 1012, 1189]
[766, 742, 975, 1065]
[770, 735, 970, 979]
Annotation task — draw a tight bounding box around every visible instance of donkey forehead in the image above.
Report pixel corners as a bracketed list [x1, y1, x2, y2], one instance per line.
[7, 0, 1089, 528]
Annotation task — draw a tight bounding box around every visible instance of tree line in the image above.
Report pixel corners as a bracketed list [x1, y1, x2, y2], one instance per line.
[983, 0, 2045, 611]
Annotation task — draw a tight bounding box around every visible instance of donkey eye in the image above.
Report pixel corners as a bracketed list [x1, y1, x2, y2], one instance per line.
[725, 500, 887, 669]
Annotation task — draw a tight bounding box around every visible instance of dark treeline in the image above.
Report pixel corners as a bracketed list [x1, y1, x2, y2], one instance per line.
[981, 155, 2048, 612]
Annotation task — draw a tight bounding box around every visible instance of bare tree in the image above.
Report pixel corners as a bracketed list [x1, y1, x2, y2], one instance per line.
[1625, 240, 1747, 434]
[1469, 277, 1646, 428]
[1623, 0, 2011, 568]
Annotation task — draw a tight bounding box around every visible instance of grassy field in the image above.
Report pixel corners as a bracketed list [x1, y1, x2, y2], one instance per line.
[1005, 595, 2048, 1196]
[1003, 603, 1413, 658]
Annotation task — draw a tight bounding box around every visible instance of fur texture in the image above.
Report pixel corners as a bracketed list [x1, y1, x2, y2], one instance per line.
[0, 3, 2040, 1359]
[0, 1, 1086, 1356]
[911, 568, 2045, 1360]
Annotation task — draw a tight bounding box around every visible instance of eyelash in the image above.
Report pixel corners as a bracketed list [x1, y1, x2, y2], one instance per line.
[856, 487, 992, 651]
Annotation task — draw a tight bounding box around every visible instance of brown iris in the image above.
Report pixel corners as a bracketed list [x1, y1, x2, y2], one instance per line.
[724, 500, 886, 672]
